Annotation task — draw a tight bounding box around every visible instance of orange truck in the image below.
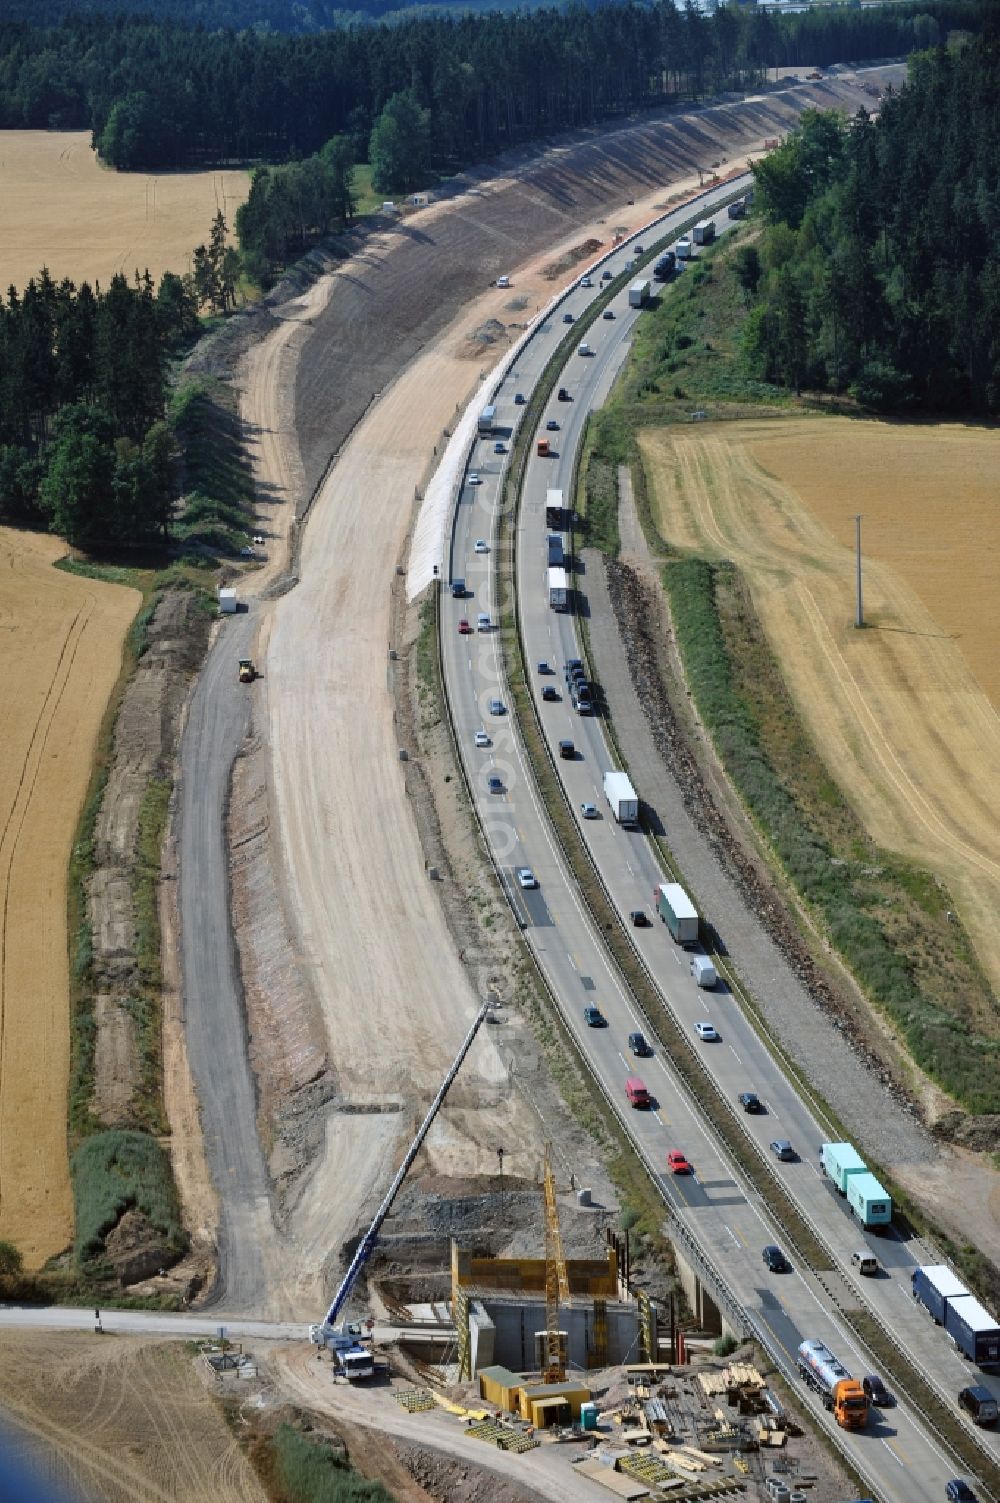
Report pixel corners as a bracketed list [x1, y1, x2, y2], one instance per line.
[537, 437, 550, 457]
[796, 1340, 868, 1429]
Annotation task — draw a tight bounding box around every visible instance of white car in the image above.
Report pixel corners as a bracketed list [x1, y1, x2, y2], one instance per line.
[695, 1021, 719, 1042]
[477, 612, 491, 631]
[468, 472, 482, 485]
[516, 868, 537, 889]
[474, 730, 490, 748]
[579, 276, 592, 288]
[252, 533, 265, 545]
[578, 343, 593, 356]
[581, 802, 598, 819]
[474, 539, 489, 553]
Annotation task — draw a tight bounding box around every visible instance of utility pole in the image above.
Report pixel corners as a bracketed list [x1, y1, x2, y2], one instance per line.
[854, 513, 864, 629]
[497, 1147, 505, 1214]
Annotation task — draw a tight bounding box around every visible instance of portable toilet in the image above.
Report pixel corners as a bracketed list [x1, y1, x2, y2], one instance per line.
[580, 1401, 599, 1431]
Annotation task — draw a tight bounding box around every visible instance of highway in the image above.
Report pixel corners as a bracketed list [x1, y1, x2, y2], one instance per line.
[439, 180, 998, 1503]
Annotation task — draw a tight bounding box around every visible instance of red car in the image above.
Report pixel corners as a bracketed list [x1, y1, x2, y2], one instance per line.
[667, 1150, 692, 1175]
[458, 618, 472, 634]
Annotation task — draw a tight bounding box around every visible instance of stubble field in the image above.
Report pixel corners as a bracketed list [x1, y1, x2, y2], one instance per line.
[0, 132, 249, 294]
[640, 416, 1000, 998]
[0, 1333, 265, 1503]
[0, 530, 139, 1265]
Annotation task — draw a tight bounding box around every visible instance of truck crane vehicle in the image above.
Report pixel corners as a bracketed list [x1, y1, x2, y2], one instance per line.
[310, 1002, 490, 1378]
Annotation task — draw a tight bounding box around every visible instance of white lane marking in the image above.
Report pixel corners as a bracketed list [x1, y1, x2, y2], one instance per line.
[729, 1045, 742, 1064]
[880, 1439, 904, 1467]
[723, 1224, 741, 1249]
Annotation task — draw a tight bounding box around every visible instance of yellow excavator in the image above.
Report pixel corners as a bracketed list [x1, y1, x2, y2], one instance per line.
[238, 658, 256, 683]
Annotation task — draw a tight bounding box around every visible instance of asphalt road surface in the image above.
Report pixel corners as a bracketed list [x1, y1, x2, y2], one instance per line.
[439, 187, 998, 1503]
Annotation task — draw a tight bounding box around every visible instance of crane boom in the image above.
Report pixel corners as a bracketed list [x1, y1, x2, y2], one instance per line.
[543, 1145, 569, 1382]
[318, 1001, 490, 1335]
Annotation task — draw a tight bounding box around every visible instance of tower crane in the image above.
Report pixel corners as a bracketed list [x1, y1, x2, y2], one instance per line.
[542, 1144, 570, 1383]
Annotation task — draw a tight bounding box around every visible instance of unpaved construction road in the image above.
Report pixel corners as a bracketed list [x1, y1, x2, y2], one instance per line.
[179, 70, 903, 1319]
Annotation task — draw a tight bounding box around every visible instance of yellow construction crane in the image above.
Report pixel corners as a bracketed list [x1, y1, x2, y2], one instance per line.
[543, 1145, 570, 1383]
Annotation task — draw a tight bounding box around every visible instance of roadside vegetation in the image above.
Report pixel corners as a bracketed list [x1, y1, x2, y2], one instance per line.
[248, 1421, 395, 1503]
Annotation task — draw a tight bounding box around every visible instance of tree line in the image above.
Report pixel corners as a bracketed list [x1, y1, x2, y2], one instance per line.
[0, 262, 210, 548]
[0, 1, 986, 172]
[740, 34, 1000, 414]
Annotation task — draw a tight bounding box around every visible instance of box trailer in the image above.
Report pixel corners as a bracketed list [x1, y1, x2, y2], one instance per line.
[692, 221, 716, 246]
[478, 405, 497, 436]
[548, 567, 570, 612]
[820, 1142, 867, 1195]
[676, 237, 693, 260]
[656, 883, 699, 945]
[628, 279, 651, 309]
[218, 587, 238, 614]
[911, 1265, 969, 1325]
[603, 771, 638, 826]
[944, 1295, 1000, 1366]
[547, 534, 564, 568]
[545, 489, 565, 529]
[845, 1171, 892, 1229]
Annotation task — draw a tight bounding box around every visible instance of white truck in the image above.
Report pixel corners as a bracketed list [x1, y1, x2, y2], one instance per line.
[603, 770, 639, 826]
[628, 279, 651, 309]
[675, 237, 693, 260]
[309, 1322, 376, 1381]
[477, 405, 496, 436]
[548, 566, 570, 612]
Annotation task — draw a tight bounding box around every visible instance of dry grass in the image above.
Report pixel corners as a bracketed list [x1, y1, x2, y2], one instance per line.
[640, 416, 1000, 1001]
[0, 529, 139, 1265]
[0, 1333, 265, 1503]
[0, 132, 249, 293]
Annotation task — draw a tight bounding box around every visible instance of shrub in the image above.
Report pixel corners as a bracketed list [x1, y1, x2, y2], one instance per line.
[71, 1130, 185, 1268]
[273, 1425, 396, 1503]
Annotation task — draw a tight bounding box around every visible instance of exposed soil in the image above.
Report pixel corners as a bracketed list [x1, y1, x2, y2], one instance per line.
[0, 528, 139, 1266]
[91, 589, 211, 1130]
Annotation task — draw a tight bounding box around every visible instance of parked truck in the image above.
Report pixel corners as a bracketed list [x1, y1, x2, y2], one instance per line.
[945, 1294, 1000, 1366]
[845, 1170, 892, 1229]
[692, 221, 716, 246]
[820, 1142, 867, 1194]
[478, 404, 496, 436]
[309, 1322, 376, 1381]
[796, 1341, 868, 1430]
[628, 279, 651, 309]
[545, 489, 566, 529]
[603, 770, 639, 826]
[547, 533, 564, 567]
[912, 1265, 970, 1325]
[655, 883, 699, 945]
[548, 566, 570, 612]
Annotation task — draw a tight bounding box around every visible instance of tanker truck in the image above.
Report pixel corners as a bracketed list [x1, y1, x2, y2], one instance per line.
[796, 1340, 868, 1429]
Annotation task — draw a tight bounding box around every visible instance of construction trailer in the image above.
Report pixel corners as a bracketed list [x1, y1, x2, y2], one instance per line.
[218, 587, 238, 614]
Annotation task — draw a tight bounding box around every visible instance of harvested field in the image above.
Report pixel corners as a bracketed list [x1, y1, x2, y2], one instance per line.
[0, 530, 139, 1264]
[0, 131, 249, 294]
[640, 417, 1000, 999]
[0, 1332, 265, 1503]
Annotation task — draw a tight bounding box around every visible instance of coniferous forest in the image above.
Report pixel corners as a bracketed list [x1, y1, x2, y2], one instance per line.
[0, 2, 986, 172]
[744, 34, 1000, 413]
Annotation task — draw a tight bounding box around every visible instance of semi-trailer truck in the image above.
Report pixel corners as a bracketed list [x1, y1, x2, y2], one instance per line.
[912, 1265, 969, 1324]
[545, 489, 565, 528]
[845, 1170, 892, 1229]
[603, 770, 639, 826]
[796, 1340, 868, 1429]
[547, 534, 564, 567]
[655, 883, 699, 945]
[628, 279, 651, 308]
[548, 567, 570, 612]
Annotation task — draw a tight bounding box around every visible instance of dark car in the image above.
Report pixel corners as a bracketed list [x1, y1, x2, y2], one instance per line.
[558, 739, 575, 759]
[583, 1005, 607, 1027]
[564, 658, 584, 675]
[629, 1031, 652, 1056]
[958, 1384, 998, 1426]
[514, 392, 526, 404]
[562, 312, 574, 323]
[602, 308, 616, 320]
[487, 775, 503, 795]
[945, 1483, 979, 1503]
[761, 1245, 789, 1273]
[541, 685, 560, 702]
[769, 1139, 796, 1161]
[630, 909, 649, 927]
[739, 1092, 764, 1114]
[557, 387, 571, 401]
[546, 419, 560, 432]
[601, 269, 613, 281]
[862, 1374, 892, 1408]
